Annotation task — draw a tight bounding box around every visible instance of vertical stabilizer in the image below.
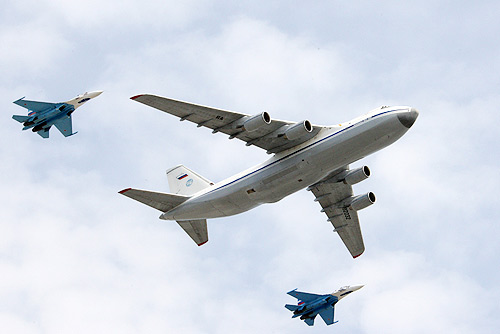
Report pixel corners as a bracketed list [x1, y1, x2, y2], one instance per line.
[166, 165, 213, 196]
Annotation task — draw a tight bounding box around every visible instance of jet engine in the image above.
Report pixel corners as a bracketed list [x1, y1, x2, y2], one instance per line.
[284, 120, 313, 140]
[343, 192, 376, 211]
[242, 112, 271, 132]
[343, 166, 371, 185]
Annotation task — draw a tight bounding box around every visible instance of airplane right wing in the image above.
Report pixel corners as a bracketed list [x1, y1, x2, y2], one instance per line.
[130, 94, 322, 154]
[307, 167, 367, 258]
[318, 306, 336, 325]
[53, 116, 74, 137]
[13, 98, 57, 113]
[287, 289, 324, 302]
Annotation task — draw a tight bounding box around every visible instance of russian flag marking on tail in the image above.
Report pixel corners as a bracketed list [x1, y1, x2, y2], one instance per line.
[177, 173, 188, 180]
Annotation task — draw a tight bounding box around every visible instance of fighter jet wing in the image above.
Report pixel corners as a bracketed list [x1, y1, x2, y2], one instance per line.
[130, 94, 321, 154]
[13, 98, 57, 113]
[287, 289, 324, 302]
[318, 306, 336, 325]
[53, 116, 74, 137]
[308, 167, 365, 258]
[37, 128, 50, 138]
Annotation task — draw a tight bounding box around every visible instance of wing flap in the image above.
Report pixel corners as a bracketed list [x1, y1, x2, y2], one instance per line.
[177, 219, 208, 246]
[131, 94, 321, 153]
[308, 167, 365, 258]
[119, 188, 189, 212]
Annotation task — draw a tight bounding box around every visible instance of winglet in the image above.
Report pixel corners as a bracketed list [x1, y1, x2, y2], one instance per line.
[130, 95, 144, 100]
[119, 188, 132, 194]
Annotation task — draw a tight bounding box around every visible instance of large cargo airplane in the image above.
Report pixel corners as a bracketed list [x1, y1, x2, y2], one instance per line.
[120, 94, 418, 258]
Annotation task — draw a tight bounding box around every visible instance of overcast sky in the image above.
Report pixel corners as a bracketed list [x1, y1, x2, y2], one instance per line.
[1, 1, 499, 333]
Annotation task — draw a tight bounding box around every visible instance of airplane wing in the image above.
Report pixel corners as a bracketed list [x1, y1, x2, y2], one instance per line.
[318, 306, 336, 325]
[130, 94, 321, 154]
[308, 167, 365, 258]
[53, 116, 74, 137]
[287, 289, 324, 302]
[13, 98, 57, 113]
[177, 219, 208, 246]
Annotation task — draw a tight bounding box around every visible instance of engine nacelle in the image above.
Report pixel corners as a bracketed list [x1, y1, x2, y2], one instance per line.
[284, 120, 313, 140]
[344, 192, 376, 211]
[242, 112, 271, 132]
[343, 166, 371, 185]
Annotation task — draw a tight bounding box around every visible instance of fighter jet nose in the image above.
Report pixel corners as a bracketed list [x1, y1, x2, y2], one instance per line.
[352, 285, 364, 291]
[398, 107, 419, 128]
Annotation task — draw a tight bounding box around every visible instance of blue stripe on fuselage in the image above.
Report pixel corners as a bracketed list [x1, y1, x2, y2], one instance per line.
[203, 109, 404, 195]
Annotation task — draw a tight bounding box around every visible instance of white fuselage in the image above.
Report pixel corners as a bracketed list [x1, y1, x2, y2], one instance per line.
[162, 107, 417, 221]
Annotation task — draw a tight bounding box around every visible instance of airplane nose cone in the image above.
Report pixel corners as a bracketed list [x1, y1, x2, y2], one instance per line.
[398, 107, 419, 128]
[351, 285, 364, 291]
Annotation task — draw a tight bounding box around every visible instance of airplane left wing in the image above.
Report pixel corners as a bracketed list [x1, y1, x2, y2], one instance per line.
[131, 94, 321, 154]
[287, 289, 324, 302]
[13, 98, 57, 113]
[307, 167, 367, 258]
[53, 116, 74, 137]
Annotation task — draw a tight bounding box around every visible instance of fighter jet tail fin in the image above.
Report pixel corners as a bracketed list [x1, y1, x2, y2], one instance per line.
[37, 128, 50, 138]
[166, 165, 213, 196]
[12, 115, 30, 123]
[176, 219, 208, 246]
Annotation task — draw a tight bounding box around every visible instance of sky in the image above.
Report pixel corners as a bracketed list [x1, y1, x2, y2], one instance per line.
[1, 1, 500, 333]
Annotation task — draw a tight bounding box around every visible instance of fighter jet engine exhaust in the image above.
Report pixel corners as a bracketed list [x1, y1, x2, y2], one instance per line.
[284, 120, 313, 140]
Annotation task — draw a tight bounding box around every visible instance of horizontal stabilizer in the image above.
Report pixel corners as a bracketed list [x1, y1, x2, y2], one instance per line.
[177, 219, 208, 246]
[37, 128, 50, 138]
[287, 289, 323, 302]
[304, 317, 315, 326]
[119, 188, 189, 212]
[12, 115, 30, 123]
[285, 304, 300, 312]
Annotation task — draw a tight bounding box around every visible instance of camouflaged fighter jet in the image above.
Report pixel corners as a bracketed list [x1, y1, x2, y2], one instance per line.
[285, 285, 364, 326]
[12, 91, 102, 138]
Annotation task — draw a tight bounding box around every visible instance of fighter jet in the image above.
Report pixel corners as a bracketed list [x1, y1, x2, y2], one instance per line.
[12, 91, 102, 138]
[285, 285, 363, 326]
[120, 94, 418, 257]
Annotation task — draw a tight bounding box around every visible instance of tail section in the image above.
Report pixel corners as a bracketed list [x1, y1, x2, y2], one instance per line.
[119, 188, 190, 212]
[166, 165, 213, 196]
[285, 304, 300, 312]
[177, 219, 208, 246]
[12, 115, 31, 123]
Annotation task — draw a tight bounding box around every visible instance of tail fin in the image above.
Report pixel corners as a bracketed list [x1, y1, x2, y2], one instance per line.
[12, 115, 30, 123]
[166, 165, 213, 196]
[285, 304, 300, 312]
